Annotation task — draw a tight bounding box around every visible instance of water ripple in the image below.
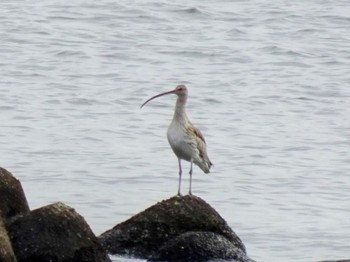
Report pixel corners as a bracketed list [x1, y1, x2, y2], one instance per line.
[1, 1, 350, 262]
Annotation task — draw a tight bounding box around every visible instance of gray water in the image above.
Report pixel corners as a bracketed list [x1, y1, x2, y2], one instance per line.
[1, 1, 350, 261]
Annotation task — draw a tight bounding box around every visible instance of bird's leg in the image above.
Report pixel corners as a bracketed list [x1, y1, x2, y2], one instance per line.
[177, 158, 182, 196]
[189, 160, 193, 195]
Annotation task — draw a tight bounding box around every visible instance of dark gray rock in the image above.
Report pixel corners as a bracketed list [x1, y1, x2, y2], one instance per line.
[7, 202, 111, 262]
[0, 167, 30, 219]
[148, 231, 255, 262]
[319, 260, 350, 262]
[0, 211, 17, 262]
[99, 195, 248, 260]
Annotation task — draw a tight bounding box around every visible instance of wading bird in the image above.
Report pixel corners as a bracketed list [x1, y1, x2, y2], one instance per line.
[141, 84, 212, 195]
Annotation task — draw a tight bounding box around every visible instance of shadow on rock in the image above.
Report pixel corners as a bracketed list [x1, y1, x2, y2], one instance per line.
[99, 194, 254, 262]
[148, 231, 255, 262]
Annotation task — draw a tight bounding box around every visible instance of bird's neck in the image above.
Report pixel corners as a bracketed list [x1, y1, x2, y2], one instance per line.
[173, 95, 188, 123]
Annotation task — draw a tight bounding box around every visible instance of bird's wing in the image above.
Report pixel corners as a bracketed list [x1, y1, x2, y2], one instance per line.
[185, 124, 212, 171]
[185, 124, 208, 156]
[185, 124, 206, 144]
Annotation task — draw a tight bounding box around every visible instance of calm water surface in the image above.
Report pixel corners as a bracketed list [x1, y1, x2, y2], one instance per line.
[1, 1, 350, 262]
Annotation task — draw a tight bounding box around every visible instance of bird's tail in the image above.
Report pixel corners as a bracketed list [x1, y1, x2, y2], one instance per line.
[197, 157, 212, 174]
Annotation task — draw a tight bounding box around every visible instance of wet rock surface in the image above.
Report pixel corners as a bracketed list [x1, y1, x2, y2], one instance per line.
[99, 195, 252, 261]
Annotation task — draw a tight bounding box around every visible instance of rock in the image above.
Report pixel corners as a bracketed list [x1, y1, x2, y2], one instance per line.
[99, 195, 249, 261]
[319, 260, 350, 262]
[7, 202, 111, 262]
[0, 167, 30, 220]
[0, 211, 17, 262]
[148, 231, 255, 262]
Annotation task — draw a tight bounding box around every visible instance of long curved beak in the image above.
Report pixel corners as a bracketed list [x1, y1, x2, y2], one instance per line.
[140, 90, 175, 108]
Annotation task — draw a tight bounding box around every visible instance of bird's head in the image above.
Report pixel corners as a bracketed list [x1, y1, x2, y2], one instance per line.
[173, 84, 188, 96]
[141, 84, 188, 108]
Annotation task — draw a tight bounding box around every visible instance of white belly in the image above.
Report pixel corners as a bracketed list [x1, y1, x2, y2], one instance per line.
[167, 121, 195, 162]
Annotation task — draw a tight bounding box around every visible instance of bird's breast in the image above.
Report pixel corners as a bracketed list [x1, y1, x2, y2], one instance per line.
[167, 121, 194, 162]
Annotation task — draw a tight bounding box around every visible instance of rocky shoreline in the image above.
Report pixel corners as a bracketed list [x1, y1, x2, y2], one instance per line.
[0, 167, 347, 262]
